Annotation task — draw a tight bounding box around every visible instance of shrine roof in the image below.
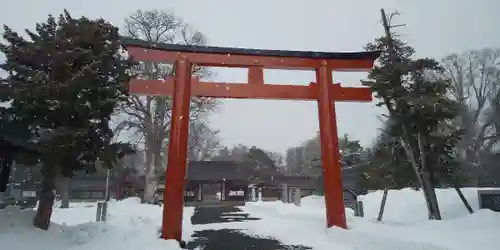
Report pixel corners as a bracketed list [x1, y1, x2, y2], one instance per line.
[186, 161, 254, 181]
[120, 37, 381, 61]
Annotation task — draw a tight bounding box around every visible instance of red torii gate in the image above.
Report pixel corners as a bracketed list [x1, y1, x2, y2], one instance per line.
[121, 37, 380, 243]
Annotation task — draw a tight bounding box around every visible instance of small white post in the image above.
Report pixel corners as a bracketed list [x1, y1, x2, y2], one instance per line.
[281, 183, 288, 203]
[251, 186, 256, 201]
[293, 188, 301, 206]
[221, 181, 226, 201]
[258, 187, 263, 201]
[96, 202, 103, 222]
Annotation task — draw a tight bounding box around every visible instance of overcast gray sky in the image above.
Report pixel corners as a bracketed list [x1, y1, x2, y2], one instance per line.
[1, 0, 499, 154]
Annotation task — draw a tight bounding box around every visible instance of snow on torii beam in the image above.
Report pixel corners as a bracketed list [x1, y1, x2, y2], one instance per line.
[121, 37, 380, 243]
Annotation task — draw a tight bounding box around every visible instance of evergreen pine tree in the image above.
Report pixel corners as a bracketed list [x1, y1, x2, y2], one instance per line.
[362, 11, 462, 219]
[0, 10, 132, 229]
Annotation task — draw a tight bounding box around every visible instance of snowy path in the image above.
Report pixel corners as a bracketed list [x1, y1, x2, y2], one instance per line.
[186, 205, 311, 250]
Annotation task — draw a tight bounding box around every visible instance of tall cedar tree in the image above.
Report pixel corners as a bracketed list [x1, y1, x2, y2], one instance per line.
[0, 10, 131, 229]
[363, 34, 463, 218]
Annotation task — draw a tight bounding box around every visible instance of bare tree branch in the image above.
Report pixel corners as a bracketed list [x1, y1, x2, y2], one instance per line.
[442, 48, 500, 184]
[114, 9, 219, 203]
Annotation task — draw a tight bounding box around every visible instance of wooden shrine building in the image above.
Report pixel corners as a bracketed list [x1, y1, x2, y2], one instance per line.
[157, 161, 255, 205]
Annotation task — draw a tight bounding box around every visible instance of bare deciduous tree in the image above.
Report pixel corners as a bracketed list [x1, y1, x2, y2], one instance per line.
[188, 115, 221, 161]
[442, 48, 500, 185]
[114, 9, 217, 203]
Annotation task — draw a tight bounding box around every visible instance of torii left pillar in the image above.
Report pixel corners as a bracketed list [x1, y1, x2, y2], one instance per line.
[317, 64, 345, 228]
[161, 59, 193, 242]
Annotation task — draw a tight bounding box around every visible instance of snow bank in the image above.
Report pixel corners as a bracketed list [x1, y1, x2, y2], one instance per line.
[358, 188, 491, 224]
[1, 198, 194, 250]
[243, 188, 500, 250]
[249, 187, 493, 225]
[247, 195, 354, 220]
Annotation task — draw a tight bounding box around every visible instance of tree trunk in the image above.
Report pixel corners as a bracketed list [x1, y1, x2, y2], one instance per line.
[399, 133, 441, 220]
[377, 188, 389, 221]
[33, 163, 56, 230]
[143, 150, 158, 203]
[0, 159, 11, 193]
[421, 171, 441, 220]
[144, 178, 159, 203]
[55, 176, 70, 209]
[454, 186, 473, 214]
[141, 92, 166, 204]
[399, 136, 434, 217]
[417, 133, 442, 220]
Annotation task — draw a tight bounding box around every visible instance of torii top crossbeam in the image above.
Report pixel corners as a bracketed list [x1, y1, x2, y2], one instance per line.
[122, 37, 380, 102]
[122, 37, 379, 70]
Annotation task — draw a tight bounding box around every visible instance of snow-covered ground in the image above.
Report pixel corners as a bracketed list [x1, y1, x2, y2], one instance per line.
[239, 188, 500, 250]
[1, 198, 193, 250]
[1, 188, 499, 250]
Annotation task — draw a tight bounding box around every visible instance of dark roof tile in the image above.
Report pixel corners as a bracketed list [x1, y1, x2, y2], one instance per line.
[185, 161, 254, 181]
[121, 37, 381, 61]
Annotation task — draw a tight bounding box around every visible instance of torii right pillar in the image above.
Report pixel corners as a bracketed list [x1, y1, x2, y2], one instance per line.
[317, 63, 361, 229]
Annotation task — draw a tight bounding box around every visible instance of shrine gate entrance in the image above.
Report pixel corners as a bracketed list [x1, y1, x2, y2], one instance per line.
[122, 37, 380, 242]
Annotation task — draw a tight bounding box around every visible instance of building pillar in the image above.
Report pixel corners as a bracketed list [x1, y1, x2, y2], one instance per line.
[281, 183, 288, 203]
[197, 183, 203, 201]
